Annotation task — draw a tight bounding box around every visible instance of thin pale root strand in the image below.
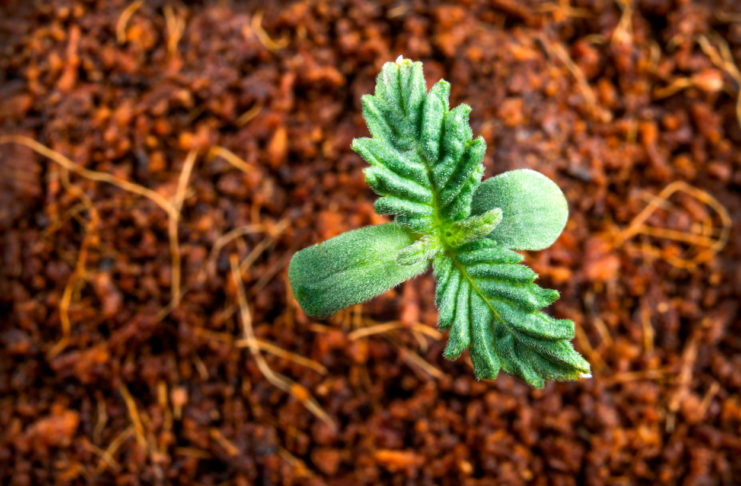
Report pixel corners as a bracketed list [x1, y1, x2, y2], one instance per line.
[230, 255, 335, 429]
[236, 104, 263, 126]
[697, 382, 720, 420]
[116, 0, 143, 44]
[251, 11, 289, 51]
[207, 146, 257, 174]
[0, 136, 193, 341]
[175, 447, 211, 459]
[167, 149, 198, 311]
[164, 6, 186, 57]
[95, 426, 134, 473]
[207, 225, 263, 277]
[396, 345, 446, 380]
[348, 320, 443, 341]
[538, 35, 610, 122]
[0, 136, 202, 323]
[698, 34, 741, 128]
[0, 135, 176, 214]
[205, 218, 288, 282]
[616, 181, 731, 269]
[194, 326, 327, 374]
[236, 338, 328, 375]
[611, 0, 634, 45]
[118, 383, 147, 449]
[606, 367, 676, 386]
[48, 177, 100, 358]
[653, 78, 693, 99]
[84, 439, 121, 473]
[278, 447, 318, 478]
[214, 221, 289, 325]
[209, 429, 240, 457]
[665, 332, 700, 431]
[640, 305, 655, 355]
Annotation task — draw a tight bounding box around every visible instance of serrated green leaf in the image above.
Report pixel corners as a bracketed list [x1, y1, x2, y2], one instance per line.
[290, 58, 589, 388]
[352, 57, 486, 233]
[434, 239, 590, 387]
[471, 168, 569, 250]
[288, 223, 428, 318]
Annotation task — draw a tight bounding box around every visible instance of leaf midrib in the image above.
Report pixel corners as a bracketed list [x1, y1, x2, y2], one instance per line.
[449, 253, 507, 327]
[407, 123, 510, 334]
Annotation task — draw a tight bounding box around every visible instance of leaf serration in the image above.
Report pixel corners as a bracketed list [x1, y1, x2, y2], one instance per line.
[351, 58, 590, 387]
[289, 57, 590, 388]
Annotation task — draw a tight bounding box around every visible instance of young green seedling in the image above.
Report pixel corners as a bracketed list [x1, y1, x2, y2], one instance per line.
[289, 57, 590, 388]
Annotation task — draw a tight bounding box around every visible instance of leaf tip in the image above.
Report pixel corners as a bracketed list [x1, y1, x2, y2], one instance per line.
[473, 368, 500, 381]
[394, 54, 413, 67]
[438, 78, 450, 89]
[363, 166, 377, 185]
[442, 346, 464, 361]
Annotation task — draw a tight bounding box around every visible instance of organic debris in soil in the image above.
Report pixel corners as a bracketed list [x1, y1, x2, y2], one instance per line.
[1, 0, 740, 484]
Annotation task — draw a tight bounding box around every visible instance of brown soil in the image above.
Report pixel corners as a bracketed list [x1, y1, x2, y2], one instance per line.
[1, 1, 740, 484]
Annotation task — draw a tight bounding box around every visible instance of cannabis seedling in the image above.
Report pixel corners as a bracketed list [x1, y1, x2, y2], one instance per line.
[288, 58, 590, 388]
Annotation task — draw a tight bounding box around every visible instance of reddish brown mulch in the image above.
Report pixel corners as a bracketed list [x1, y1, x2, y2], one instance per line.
[1, 1, 740, 484]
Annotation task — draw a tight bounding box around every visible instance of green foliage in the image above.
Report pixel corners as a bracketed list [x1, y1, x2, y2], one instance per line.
[352, 58, 485, 232]
[471, 168, 569, 250]
[288, 223, 428, 318]
[289, 57, 590, 388]
[433, 239, 589, 385]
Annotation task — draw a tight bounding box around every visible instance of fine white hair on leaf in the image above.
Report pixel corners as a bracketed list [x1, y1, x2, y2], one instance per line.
[290, 59, 590, 388]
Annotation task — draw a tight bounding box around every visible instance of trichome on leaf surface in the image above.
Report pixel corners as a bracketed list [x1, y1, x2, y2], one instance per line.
[289, 57, 590, 388]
